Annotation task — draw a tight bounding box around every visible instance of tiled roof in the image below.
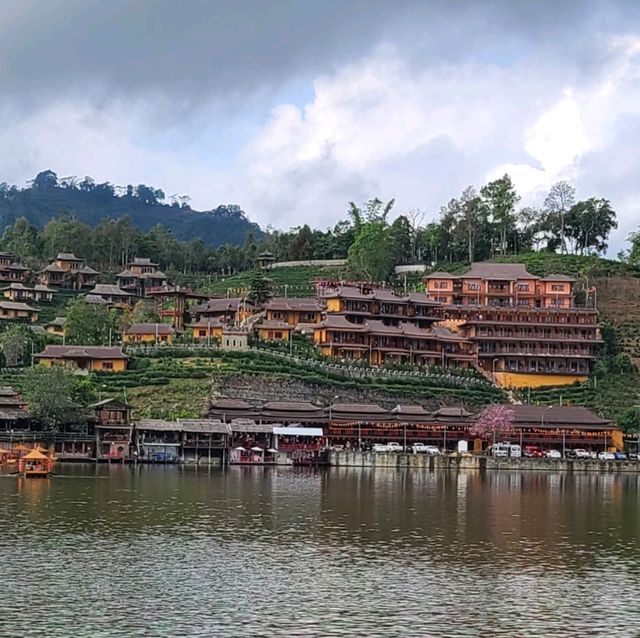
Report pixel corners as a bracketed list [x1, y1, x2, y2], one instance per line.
[463, 262, 539, 280]
[84, 294, 110, 305]
[190, 317, 225, 328]
[264, 297, 323, 312]
[259, 319, 292, 330]
[262, 401, 321, 412]
[89, 284, 132, 297]
[78, 265, 99, 275]
[0, 301, 37, 312]
[56, 253, 82, 261]
[35, 345, 128, 360]
[541, 273, 576, 282]
[125, 323, 175, 335]
[424, 271, 457, 279]
[510, 405, 611, 427]
[330, 403, 388, 414]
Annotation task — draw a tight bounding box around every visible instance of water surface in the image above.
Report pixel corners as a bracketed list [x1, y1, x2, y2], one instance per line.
[0, 465, 639, 637]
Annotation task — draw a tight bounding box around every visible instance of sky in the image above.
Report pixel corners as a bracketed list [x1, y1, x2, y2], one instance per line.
[1, 0, 639, 253]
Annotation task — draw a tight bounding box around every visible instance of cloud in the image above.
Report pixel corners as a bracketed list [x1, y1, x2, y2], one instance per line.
[0, 1, 639, 254]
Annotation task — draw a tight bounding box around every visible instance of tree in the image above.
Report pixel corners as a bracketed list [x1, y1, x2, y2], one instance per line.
[544, 181, 575, 253]
[31, 170, 59, 190]
[348, 220, 395, 281]
[64, 298, 117, 345]
[0, 325, 32, 367]
[22, 366, 95, 432]
[469, 404, 515, 444]
[480, 175, 520, 255]
[247, 272, 272, 305]
[565, 198, 617, 255]
[618, 407, 640, 435]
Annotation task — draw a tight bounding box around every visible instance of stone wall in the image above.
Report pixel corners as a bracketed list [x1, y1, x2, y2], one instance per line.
[329, 450, 640, 473]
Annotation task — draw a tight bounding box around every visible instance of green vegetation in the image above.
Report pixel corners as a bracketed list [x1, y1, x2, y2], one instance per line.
[0, 170, 262, 248]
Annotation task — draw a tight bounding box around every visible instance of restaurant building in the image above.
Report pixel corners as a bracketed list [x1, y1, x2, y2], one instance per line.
[89, 398, 133, 461]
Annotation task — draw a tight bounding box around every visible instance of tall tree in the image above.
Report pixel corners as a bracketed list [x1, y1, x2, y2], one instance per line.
[544, 181, 575, 253]
[64, 298, 117, 345]
[480, 175, 520, 256]
[565, 198, 617, 255]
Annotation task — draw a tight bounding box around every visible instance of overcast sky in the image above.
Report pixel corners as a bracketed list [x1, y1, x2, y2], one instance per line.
[1, 0, 639, 252]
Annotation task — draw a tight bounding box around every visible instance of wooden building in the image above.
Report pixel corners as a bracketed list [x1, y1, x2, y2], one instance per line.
[0, 252, 29, 283]
[123, 323, 175, 344]
[257, 319, 293, 342]
[0, 300, 39, 322]
[190, 317, 225, 342]
[35, 345, 128, 372]
[2, 283, 54, 303]
[263, 297, 324, 326]
[313, 315, 474, 367]
[86, 284, 133, 309]
[116, 258, 168, 297]
[39, 253, 99, 290]
[45, 317, 65, 337]
[89, 398, 133, 460]
[190, 297, 254, 324]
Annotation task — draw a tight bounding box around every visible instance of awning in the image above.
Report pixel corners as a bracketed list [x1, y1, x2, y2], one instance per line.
[273, 427, 324, 437]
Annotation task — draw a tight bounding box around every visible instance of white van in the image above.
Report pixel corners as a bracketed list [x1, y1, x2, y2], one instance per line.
[490, 443, 521, 458]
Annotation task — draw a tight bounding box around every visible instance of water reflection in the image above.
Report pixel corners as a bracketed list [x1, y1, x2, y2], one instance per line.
[0, 465, 638, 637]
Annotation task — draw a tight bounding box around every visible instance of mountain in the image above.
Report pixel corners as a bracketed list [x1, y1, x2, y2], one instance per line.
[0, 171, 263, 247]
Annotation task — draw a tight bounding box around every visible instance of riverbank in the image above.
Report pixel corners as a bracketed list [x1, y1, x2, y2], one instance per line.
[328, 450, 640, 472]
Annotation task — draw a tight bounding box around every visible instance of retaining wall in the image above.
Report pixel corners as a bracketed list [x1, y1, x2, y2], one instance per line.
[328, 451, 640, 472]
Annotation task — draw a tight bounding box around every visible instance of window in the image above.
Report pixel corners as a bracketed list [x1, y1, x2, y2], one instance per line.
[517, 284, 529, 292]
[198, 330, 206, 337]
[551, 284, 564, 292]
[103, 362, 113, 370]
[467, 283, 480, 291]
[434, 281, 449, 289]
[275, 331, 283, 339]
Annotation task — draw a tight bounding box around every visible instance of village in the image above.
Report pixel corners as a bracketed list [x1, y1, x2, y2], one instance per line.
[0, 246, 634, 472]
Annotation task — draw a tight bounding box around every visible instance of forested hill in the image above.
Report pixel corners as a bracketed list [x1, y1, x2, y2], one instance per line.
[0, 170, 263, 247]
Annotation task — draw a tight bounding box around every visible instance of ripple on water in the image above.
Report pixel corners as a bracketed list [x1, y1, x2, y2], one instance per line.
[0, 466, 639, 637]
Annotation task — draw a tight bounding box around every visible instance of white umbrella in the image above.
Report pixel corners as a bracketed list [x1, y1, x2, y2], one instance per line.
[267, 448, 279, 454]
[234, 446, 247, 452]
[251, 446, 264, 452]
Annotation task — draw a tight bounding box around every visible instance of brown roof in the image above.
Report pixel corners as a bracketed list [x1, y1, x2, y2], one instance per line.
[210, 398, 253, 410]
[330, 403, 388, 415]
[191, 297, 249, 314]
[0, 301, 38, 312]
[424, 271, 458, 279]
[541, 274, 576, 282]
[35, 345, 128, 360]
[510, 405, 613, 429]
[179, 419, 230, 434]
[262, 401, 322, 412]
[89, 284, 132, 297]
[432, 407, 473, 418]
[463, 262, 539, 280]
[125, 323, 175, 335]
[56, 252, 83, 261]
[265, 297, 323, 312]
[317, 315, 367, 331]
[392, 405, 430, 415]
[259, 320, 292, 330]
[191, 317, 225, 328]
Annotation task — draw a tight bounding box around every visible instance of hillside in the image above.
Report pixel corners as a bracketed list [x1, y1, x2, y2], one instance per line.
[0, 171, 263, 247]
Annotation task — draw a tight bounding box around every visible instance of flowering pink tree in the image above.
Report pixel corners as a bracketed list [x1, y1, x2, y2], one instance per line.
[470, 405, 515, 444]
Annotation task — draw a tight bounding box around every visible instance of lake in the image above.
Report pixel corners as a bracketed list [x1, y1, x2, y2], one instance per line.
[1, 465, 639, 637]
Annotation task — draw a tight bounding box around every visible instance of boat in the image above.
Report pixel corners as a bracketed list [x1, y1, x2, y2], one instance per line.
[17, 449, 55, 478]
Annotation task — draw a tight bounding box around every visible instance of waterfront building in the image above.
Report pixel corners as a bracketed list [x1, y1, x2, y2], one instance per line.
[89, 398, 133, 460]
[424, 263, 600, 387]
[207, 399, 620, 452]
[86, 284, 133, 309]
[0, 252, 29, 283]
[38, 253, 99, 290]
[313, 314, 474, 367]
[123, 323, 175, 344]
[1, 283, 54, 303]
[0, 300, 39, 322]
[116, 258, 168, 297]
[0, 386, 30, 430]
[35, 345, 128, 372]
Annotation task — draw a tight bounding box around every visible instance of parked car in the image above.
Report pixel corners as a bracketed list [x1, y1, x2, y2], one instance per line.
[387, 442, 403, 452]
[629, 452, 640, 461]
[614, 452, 628, 460]
[489, 443, 521, 458]
[372, 443, 389, 453]
[411, 443, 440, 454]
[523, 446, 545, 458]
[546, 449, 562, 459]
[597, 451, 616, 461]
[567, 449, 590, 459]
